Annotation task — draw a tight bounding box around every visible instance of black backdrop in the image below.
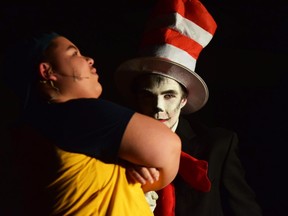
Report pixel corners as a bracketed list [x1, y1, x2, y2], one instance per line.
[1, 1, 287, 215]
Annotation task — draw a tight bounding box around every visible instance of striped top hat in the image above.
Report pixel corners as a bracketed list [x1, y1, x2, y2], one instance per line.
[115, 0, 217, 113]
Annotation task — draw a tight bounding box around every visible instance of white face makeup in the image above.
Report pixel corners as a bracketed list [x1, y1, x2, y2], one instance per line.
[135, 75, 187, 130]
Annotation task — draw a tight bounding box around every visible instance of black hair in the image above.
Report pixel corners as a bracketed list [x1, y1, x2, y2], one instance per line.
[1, 32, 59, 110]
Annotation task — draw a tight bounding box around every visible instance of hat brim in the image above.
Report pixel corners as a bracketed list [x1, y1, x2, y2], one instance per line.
[114, 57, 208, 114]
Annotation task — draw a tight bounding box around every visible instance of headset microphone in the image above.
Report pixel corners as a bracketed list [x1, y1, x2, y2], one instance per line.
[58, 73, 90, 80]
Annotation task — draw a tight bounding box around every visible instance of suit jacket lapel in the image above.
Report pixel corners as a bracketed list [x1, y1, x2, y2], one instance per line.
[176, 117, 203, 158]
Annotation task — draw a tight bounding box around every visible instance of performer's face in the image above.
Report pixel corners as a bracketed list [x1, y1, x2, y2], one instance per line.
[135, 75, 187, 129]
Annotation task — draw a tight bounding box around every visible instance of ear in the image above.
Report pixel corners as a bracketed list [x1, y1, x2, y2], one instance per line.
[180, 98, 187, 109]
[39, 63, 57, 81]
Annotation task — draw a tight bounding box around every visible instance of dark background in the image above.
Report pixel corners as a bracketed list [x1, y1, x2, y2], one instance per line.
[1, 0, 287, 215]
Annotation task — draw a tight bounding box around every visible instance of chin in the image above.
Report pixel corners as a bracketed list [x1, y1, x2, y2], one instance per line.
[95, 85, 102, 97]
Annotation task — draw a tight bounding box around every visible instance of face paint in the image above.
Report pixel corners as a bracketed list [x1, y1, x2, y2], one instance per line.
[135, 75, 187, 130]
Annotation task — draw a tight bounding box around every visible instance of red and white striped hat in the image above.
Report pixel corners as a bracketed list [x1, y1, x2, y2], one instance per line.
[115, 0, 217, 113]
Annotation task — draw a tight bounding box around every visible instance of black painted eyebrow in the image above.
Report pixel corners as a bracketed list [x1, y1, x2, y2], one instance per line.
[139, 89, 178, 95]
[161, 90, 178, 95]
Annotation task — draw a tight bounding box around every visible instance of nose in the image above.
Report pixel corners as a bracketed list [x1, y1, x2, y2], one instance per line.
[85, 56, 94, 66]
[155, 96, 164, 112]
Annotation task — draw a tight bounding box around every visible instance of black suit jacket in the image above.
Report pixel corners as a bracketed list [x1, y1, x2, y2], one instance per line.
[174, 116, 262, 216]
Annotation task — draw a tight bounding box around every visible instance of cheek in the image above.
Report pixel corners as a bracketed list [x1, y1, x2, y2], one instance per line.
[55, 58, 75, 75]
[165, 101, 181, 114]
[137, 98, 154, 110]
[138, 105, 152, 115]
[68, 59, 88, 75]
[169, 108, 181, 119]
[73, 61, 86, 74]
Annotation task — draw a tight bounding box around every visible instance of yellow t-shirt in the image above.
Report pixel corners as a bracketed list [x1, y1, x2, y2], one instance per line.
[49, 147, 153, 216]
